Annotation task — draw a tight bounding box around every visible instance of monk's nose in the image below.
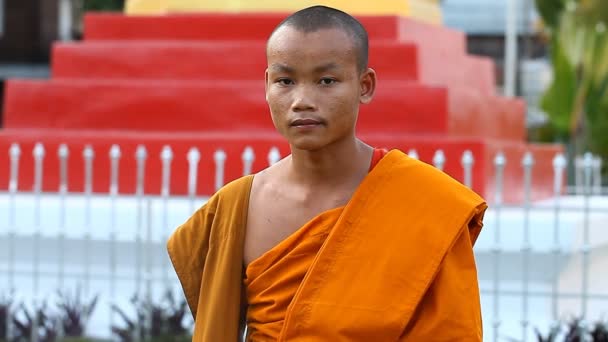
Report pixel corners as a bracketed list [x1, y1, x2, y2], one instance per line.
[291, 86, 317, 112]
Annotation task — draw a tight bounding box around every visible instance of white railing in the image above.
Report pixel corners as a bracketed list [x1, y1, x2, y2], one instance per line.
[1, 143, 606, 341]
[574, 154, 604, 195]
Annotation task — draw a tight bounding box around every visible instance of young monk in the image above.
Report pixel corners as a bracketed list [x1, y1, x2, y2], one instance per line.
[167, 5, 487, 341]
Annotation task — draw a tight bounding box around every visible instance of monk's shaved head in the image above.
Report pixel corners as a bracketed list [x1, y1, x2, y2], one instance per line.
[268, 5, 369, 72]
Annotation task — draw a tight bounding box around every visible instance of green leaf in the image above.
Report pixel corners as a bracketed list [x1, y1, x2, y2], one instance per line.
[541, 37, 578, 137]
[588, 31, 608, 90]
[534, 0, 567, 29]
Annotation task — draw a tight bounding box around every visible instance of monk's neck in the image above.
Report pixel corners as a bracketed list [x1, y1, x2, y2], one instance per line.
[287, 139, 372, 187]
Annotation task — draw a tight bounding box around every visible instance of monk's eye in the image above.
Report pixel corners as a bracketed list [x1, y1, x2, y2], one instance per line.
[276, 78, 294, 86]
[319, 78, 337, 86]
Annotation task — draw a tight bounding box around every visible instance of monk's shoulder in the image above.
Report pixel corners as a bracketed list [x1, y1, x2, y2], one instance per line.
[211, 175, 255, 208]
[384, 150, 487, 244]
[250, 157, 288, 199]
[174, 175, 253, 233]
[387, 150, 486, 206]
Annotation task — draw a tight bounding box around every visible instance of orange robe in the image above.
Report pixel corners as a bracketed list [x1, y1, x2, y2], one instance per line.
[168, 149, 487, 341]
[244, 148, 387, 340]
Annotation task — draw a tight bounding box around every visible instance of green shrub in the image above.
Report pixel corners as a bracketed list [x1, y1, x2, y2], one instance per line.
[111, 291, 192, 342]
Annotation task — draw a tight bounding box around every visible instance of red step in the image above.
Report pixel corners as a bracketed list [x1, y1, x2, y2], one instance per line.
[52, 41, 419, 82]
[83, 13, 466, 56]
[416, 48, 496, 96]
[0, 129, 562, 203]
[463, 55, 496, 96]
[448, 86, 525, 141]
[51, 40, 494, 94]
[3, 79, 522, 140]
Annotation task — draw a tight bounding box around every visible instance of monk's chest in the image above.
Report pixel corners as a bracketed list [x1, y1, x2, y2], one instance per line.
[244, 189, 349, 266]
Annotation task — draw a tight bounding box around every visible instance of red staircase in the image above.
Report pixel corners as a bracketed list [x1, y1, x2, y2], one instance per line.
[0, 12, 562, 202]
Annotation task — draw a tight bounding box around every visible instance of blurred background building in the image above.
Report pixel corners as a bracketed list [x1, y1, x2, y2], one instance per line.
[444, 0, 552, 129]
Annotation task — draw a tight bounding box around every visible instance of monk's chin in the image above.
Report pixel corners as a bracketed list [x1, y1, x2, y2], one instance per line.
[287, 137, 330, 152]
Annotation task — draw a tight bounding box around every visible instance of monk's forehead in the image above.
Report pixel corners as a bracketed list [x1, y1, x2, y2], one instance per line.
[267, 26, 357, 57]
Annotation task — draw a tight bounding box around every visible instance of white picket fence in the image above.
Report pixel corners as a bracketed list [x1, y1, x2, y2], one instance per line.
[1, 143, 607, 341]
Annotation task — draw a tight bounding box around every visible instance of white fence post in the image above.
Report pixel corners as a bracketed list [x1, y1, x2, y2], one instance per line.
[161, 146, 173, 199]
[6, 143, 20, 340]
[32, 143, 45, 295]
[7, 144, 20, 290]
[492, 152, 506, 342]
[145, 197, 154, 338]
[8, 143, 20, 194]
[57, 144, 69, 291]
[407, 149, 419, 160]
[135, 146, 147, 197]
[187, 147, 201, 213]
[108, 144, 121, 329]
[160, 145, 173, 290]
[268, 147, 281, 166]
[82, 145, 94, 297]
[134, 145, 147, 340]
[521, 152, 534, 342]
[32, 143, 45, 342]
[214, 149, 227, 192]
[135, 145, 147, 298]
[581, 152, 593, 317]
[461, 150, 474, 188]
[576, 154, 603, 195]
[551, 153, 566, 320]
[433, 150, 446, 171]
[242, 146, 255, 176]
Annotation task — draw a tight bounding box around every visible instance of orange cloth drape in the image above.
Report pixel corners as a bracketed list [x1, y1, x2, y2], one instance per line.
[168, 149, 486, 341]
[245, 148, 387, 340]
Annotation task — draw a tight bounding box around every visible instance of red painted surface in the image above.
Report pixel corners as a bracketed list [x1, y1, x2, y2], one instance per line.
[447, 87, 525, 141]
[462, 55, 496, 95]
[3, 79, 449, 134]
[488, 96, 527, 141]
[4, 79, 525, 140]
[387, 16, 466, 57]
[417, 49, 496, 95]
[52, 40, 493, 95]
[84, 13, 280, 41]
[83, 13, 466, 55]
[52, 41, 419, 82]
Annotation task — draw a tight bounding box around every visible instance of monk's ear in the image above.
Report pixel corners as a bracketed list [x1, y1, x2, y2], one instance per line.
[265, 69, 270, 102]
[359, 68, 376, 105]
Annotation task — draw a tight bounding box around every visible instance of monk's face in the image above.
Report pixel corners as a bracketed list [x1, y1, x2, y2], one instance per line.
[265, 26, 375, 150]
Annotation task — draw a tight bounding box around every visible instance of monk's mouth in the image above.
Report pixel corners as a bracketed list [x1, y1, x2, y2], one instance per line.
[290, 118, 324, 127]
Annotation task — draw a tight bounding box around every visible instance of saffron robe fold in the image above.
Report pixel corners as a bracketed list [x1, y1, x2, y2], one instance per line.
[167, 149, 487, 341]
[244, 148, 387, 340]
[245, 207, 342, 341]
